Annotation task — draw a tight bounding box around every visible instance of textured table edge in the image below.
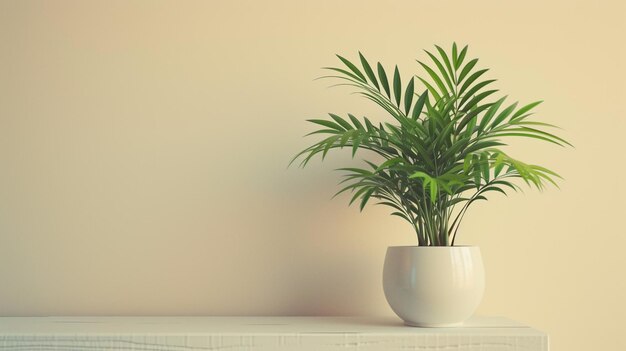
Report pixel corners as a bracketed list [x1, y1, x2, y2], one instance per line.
[0, 316, 549, 351]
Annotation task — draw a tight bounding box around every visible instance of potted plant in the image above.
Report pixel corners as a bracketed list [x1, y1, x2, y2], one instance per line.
[291, 43, 570, 327]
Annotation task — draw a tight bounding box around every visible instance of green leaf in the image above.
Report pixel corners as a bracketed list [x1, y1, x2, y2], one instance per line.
[429, 179, 438, 203]
[458, 58, 478, 83]
[348, 113, 365, 132]
[409, 171, 433, 181]
[452, 43, 458, 68]
[363, 117, 376, 132]
[472, 154, 481, 188]
[322, 67, 364, 83]
[455, 45, 468, 70]
[393, 65, 402, 106]
[376, 200, 406, 214]
[348, 114, 365, 131]
[530, 164, 563, 179]
[480, 152, 490, 182]
[438, 180, 453, 195]
[417, 77, 442, 102]
[433, 120, 454, 150]
[448, 197, 469, 207]
[441, 136, 470, 161]
[461, 90, 498, 112]
[359, 52, 379, 90]
[434, 45, 455, 86]
[304, 129, 339, 136]
[492, 180, 519, 192]
[459, 69, 489, 96]
[339, 129, 354, 146]
[482, 186, 507, 196]
[377, 63, 391, 98]
[417, 60, 448, 96]
[478, 96, 506, 133]
[322, 135, 340, 159]
[336, 167, 373, 176]
[375, 157, 404, 172]
[332, 181, 361, 199]
[464, 113, 478, 138]
[329, 113, 353, 130]
[463, 140, 506, 154]
[359, 187, 376, 211]
[351, 135, 361, 157]
[508, 127, 572, 146]
[484, 132, 565, 146]
[404, 77, 415, 114]
[491, 102, 519, 128]
[512, 100, 543, 119]
[307, 119, 345, 131]
[412, 138, 435, 169]
[349, 186, 371, 206]
[336, 54, 366, 82]
[464, 153, 473, 173]
[459, 78, 496, 106]
[493, 153, 505, 177]
[511, 121, 562, 129]
[390, 211, 411, 222]
[411, 91, 428, 120]
[425, 49, 454, 91]
[456, 103, 492, 133]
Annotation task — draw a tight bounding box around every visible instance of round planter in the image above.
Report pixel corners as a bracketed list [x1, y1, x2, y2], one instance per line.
[382, 246, 485, 327]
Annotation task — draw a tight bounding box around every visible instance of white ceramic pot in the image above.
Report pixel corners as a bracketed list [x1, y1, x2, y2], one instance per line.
[382, 246, 485, 327]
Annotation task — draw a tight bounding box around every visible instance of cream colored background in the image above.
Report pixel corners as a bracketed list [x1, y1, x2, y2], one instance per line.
[1, 0, 624, 350]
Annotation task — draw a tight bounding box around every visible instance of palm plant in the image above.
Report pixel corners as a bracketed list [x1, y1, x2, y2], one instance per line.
[291, 43, 570, 246]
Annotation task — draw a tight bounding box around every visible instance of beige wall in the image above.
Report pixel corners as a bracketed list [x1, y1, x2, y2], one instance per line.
[1, 0, 624, 350]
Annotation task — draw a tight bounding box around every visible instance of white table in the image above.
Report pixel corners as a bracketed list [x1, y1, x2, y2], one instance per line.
[0, 316, 548, 351]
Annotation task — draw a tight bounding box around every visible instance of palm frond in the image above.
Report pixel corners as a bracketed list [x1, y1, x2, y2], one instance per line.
[291, 43, 571, 246]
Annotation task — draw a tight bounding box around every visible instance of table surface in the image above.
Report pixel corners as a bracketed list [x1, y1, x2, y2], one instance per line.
[0, 316, 548, 351]
[0, 316, 534, 334]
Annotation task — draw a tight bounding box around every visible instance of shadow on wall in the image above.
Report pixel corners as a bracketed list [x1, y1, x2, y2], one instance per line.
[230, 154, 393, 316]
